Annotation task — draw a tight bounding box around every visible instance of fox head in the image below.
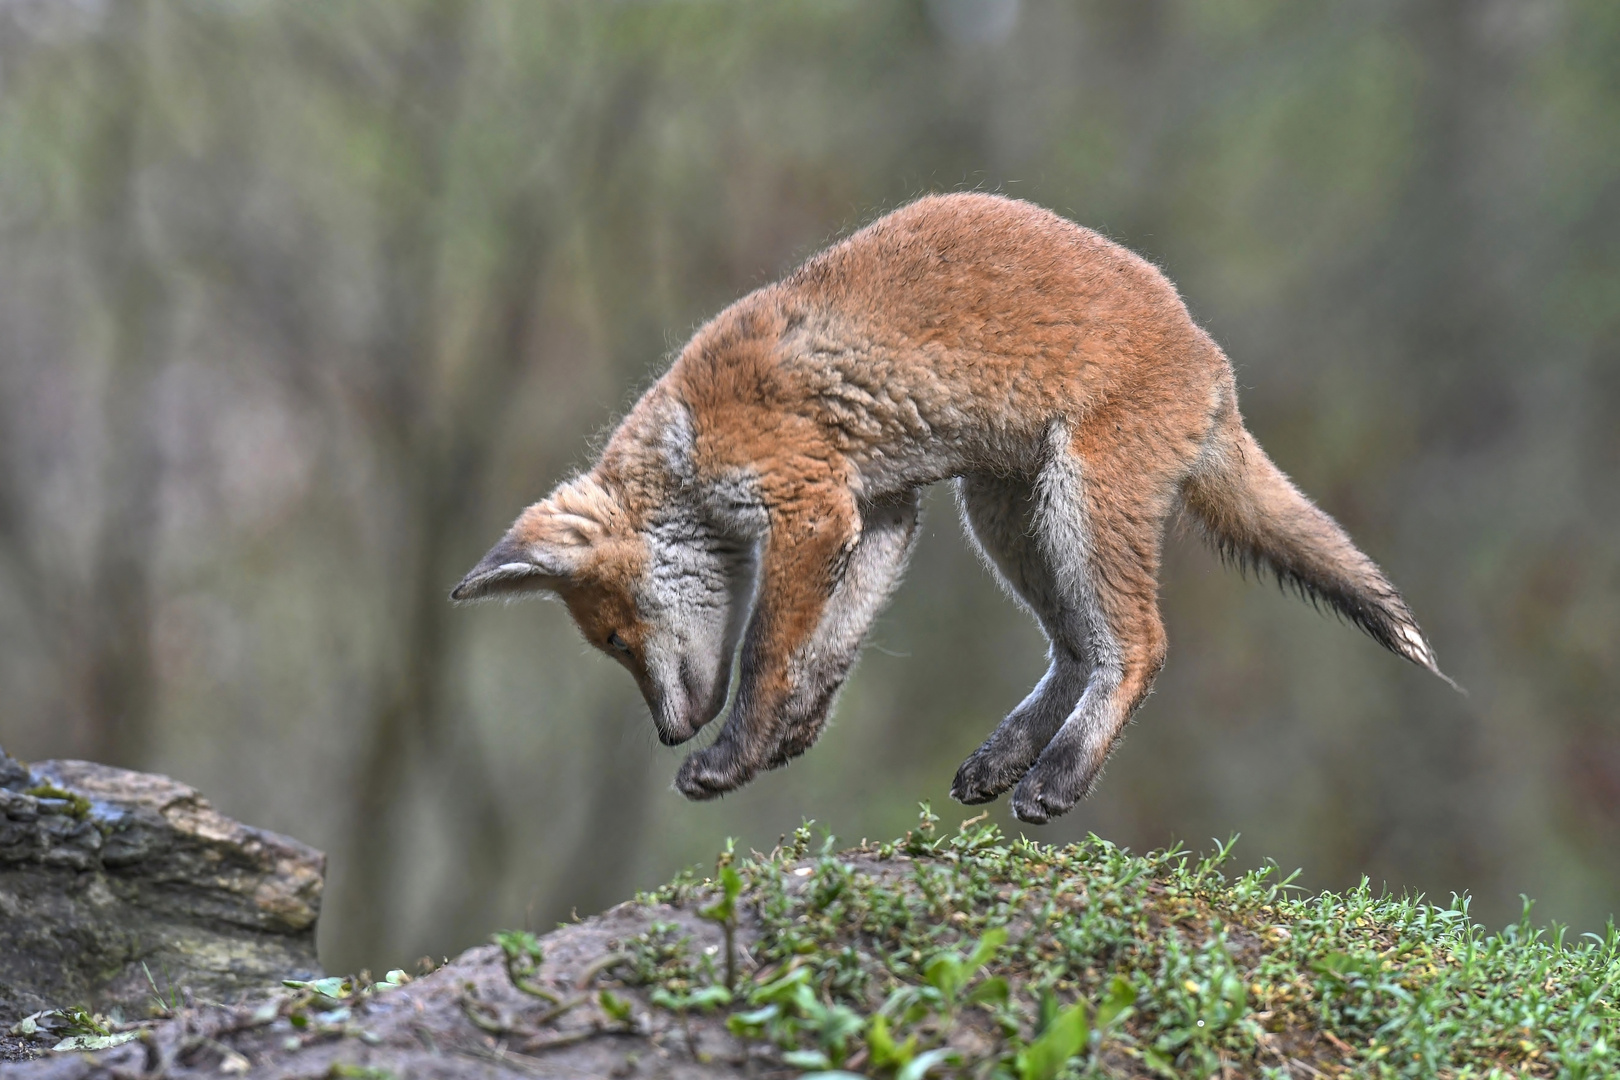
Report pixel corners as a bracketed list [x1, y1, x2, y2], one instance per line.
[451, 474, 752, 746]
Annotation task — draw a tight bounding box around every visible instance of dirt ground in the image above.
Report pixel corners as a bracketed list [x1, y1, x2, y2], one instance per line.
[1, 1033, 41, 1065]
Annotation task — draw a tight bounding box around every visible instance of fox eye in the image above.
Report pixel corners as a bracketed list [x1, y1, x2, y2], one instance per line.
[607, 631, 631, 654]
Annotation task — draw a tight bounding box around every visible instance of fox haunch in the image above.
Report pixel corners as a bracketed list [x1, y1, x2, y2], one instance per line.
[452, 193, 1450, 824]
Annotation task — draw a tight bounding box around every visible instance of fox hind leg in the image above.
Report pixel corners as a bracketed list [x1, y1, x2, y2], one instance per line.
[949, 469, 1096, 805]
[1006, 427, 1170, 824]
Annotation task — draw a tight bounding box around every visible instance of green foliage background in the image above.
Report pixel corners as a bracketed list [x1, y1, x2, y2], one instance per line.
[0, 0, 1616, 975]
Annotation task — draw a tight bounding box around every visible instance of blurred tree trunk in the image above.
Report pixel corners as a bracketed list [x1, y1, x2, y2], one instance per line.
[339, 0, 473, 966]
[79, 0, 169, 769]
[338, 0, 548, 966]
[336, 11, 671, 965]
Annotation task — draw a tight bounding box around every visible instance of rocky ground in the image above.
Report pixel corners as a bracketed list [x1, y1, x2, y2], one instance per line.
[6, 893, 768, 1079]
[5, 761, 1616, 1078]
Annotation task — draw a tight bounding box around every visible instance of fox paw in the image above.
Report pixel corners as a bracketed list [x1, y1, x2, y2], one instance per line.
[675, 746, 752, 801]
[949, 747, 1032, 805]
[1009, 752, 1092, 824]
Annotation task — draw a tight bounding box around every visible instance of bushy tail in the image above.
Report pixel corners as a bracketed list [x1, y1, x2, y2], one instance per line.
[1182, 402, 1456, 688]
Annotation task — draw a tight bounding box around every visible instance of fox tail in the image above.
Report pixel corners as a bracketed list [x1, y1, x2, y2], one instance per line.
[1181, 394, 1457, 689]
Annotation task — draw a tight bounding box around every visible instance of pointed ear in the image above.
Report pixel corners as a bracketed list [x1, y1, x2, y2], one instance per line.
[449, 532, 578, 602]
[451, 477, 624, 603]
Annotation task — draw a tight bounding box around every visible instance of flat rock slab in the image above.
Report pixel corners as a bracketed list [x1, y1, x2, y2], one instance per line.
[0, 746, 324, 1025]
[5, 898, 771, 1080]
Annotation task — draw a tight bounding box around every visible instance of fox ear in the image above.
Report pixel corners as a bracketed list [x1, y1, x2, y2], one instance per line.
[449, 533, 580, 602]
[451, 478, 622, 602]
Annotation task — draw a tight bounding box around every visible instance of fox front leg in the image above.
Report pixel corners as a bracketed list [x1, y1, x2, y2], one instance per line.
[675, 487, 862, 800]
[764, 491, 921, 768]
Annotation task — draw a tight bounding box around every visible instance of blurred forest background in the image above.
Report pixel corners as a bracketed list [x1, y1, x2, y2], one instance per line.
[0, 0, 1616, 975]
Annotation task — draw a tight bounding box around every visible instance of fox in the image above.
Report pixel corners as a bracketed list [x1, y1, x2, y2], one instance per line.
[451, 192, 1449, 824]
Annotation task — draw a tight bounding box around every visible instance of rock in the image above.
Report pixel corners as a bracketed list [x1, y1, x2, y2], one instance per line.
[0, 745, 324, 1024]
[2, 895, 750, 1080]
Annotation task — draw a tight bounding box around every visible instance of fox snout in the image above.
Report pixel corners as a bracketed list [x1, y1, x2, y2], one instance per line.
[644, 657, 729, 746]
[645, 687, 699, 746]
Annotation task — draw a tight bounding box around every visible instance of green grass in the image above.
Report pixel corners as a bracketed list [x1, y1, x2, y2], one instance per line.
[626, 806, 1620, 1078]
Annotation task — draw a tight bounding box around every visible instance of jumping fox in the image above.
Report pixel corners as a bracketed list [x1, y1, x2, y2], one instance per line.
[452, 193, 1449, 823]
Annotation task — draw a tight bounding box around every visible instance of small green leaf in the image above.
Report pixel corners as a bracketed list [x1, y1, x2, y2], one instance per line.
[1015, 1001, 1090, 1080]
[493, 929, 544, 960]
[898, 1046, 958, 1080]
[783, 1048, 833, 1069]
[1035, 986, 1059, 1036]
[816, 1003, 866, 1058]
[965, 926, 1007, 976]
[866, 1013, 918, 1069]
[733, 1004, 779, 1025]
[700, 864, 744, 923]
[922, 952, 963, 998]
[790, 981, 821, 1019]
[963, 975, 1010, 1008]
[1311, 951, 1357, 978]
[904, 803, 941, 855]
[1142, 1046, 1178, 1077]
[1094, 975, 1135, 1032]
[685, 985, 732, 1011]
[899, 997, 935, 1026]
[726, 1003, 779, 1036]
[598, 990, 633, 1023]
[751, 966, 813, 1005]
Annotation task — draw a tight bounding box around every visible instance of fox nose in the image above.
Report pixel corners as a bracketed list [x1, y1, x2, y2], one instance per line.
[654, 712, 697, 746]
[645, 685, 697, 746]
[678, 657, 724, 731]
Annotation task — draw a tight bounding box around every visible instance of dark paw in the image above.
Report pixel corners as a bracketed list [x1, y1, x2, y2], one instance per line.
[765, 739, 811, 770]
[950, 747, 1032, 805]
[765, 720, 827, 770]
[675, 746, 752, 801]
[1009, 754, 1091, 824]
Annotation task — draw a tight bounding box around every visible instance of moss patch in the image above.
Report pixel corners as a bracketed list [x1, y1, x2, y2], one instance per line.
[23, 785, 91, 820]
